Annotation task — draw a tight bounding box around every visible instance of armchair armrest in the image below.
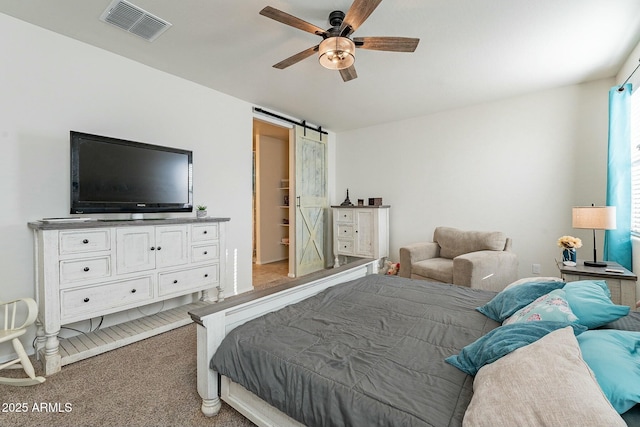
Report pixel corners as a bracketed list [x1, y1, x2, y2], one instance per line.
[453, 251, 518, 292]
[399, 242, 440, 278]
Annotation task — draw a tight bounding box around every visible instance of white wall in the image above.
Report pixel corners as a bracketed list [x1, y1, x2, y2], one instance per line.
[335, 78, 613, 279]
[0, 13, 256, 357]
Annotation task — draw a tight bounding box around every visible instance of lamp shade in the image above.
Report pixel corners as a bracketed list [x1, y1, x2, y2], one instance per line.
[318, 37, 355, 70]
[572, 206, 616, 230]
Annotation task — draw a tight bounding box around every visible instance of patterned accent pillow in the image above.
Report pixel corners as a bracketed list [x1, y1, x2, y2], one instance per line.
[503, 289, 578, 325]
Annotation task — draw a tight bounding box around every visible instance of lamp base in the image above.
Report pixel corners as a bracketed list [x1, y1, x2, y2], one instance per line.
[583, 260, 607, 268]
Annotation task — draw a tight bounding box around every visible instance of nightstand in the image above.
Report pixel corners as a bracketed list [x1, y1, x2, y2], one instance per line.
[558, 260, 638, 310]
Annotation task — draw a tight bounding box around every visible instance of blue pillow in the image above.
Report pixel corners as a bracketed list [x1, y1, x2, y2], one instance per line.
[563, 281, 630, 329]
[476, 280, 566, 322]
[577, 330, 640, 413]
[567, 279, 611, 297]
[445, 321, 587, 376]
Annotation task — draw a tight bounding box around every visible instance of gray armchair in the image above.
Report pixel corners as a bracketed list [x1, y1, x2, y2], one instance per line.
[399, 226, 518, 292]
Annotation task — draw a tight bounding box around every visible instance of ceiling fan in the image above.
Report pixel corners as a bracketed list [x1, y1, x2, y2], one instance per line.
[259, 0, 419, 82]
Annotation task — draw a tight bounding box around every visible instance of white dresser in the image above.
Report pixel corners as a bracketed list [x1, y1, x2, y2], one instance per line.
[28, 217, 229, 375]
[332, 206, 389, 267]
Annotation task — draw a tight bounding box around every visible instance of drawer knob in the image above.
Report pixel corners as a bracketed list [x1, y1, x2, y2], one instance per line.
[83, 267, 90, 272]
[150, 246, 155, 251]
[82, 239, 89, 244]
[83, 297, 90, 303]
[204, 273, 209, 278]
[157, 246, 162, 251]
[203, 230, 208, 234]
[131, 289, 137, 293]
[204, 251, 208, 255]
[173, 280, 178, 284]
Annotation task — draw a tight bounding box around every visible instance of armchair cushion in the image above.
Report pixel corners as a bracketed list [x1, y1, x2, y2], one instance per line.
[435, 227, 508, 259]
[411, 258, 453, 284]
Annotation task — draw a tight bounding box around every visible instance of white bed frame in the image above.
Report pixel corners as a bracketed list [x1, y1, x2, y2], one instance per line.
[189, 259, 377, 426]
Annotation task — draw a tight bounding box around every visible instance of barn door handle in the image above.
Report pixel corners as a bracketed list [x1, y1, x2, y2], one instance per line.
[296, 196, 301, 207]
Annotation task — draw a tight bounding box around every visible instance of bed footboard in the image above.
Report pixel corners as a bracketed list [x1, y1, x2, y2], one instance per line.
[189, 259, 377, 419]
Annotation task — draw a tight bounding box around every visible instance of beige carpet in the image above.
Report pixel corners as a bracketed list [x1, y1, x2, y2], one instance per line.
[1, 324, 255, 427]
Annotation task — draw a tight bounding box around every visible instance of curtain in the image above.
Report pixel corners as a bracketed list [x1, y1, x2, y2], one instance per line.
[604, 83, 632, 270]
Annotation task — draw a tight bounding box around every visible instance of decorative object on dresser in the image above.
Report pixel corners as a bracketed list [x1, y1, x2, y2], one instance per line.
[0, 297, 46, 386]
[331, 205, 389, 268]
[196, 205, 208, 218]
[339, 189, 354, 206]
[28, 217, 229, 375]
[572, 205, 616, 267]
[558, 259, 637, 310]
[399, 226, 518, 292]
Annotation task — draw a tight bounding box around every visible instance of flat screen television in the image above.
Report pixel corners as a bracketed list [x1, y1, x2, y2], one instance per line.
[70, 131, 193, 214]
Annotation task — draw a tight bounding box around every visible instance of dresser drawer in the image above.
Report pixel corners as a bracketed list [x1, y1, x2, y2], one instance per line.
[158, 265, 219, 297]
[59, 230, 111, 255]
[59, 256, 111, 285]
[191, 243, 219, 263]
[337, 224, 354, 238]
[336, 239, 354, 254]
[192, 224, 219, 242]
[335, 209, 354, 223]
[60, 276, 152, 321]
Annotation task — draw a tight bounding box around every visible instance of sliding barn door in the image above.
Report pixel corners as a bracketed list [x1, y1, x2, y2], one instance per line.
[294, 125, 327, 277]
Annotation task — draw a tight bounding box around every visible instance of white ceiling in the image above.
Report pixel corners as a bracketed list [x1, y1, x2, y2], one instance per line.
[1, 0, 640, 132]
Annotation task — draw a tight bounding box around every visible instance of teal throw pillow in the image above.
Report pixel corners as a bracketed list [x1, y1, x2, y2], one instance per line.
[567, 279, 611, 297]
[476, 280, 565, 322]
[577, 330, 640, 413]
[563, 281, 629, 329]
[503, 289, 578, 325]
[445, 321, 587, 376]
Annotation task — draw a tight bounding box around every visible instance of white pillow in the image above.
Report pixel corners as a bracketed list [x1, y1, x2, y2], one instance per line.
[463, 327, 625, 427]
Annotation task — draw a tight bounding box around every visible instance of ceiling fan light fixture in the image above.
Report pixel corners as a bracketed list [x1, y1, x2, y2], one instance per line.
[318, 37, 355, 70]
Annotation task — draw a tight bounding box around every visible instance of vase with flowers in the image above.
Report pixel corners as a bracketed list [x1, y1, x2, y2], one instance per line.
[557, 235, 582, 266]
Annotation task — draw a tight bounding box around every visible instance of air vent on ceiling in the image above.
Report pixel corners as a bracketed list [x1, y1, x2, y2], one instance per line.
[99, 0, 171, 42]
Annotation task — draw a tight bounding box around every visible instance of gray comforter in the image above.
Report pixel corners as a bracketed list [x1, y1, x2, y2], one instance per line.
[211, 274, 500, 427]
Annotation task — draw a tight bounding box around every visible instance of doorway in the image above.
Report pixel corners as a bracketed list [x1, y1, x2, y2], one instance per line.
[252, 118, 329, 290]
[253, 118, 293, 289]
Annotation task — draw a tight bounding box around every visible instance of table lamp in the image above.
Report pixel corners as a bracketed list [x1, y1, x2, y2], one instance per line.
[572, 205, 616, 267]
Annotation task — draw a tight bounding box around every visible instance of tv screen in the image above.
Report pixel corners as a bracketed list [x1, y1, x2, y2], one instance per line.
[70, 131, 193, 214]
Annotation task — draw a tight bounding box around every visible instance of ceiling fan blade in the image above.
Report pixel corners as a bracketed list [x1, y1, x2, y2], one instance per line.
[273, 45, 319, 69]
[354, 37, 419, 52]
[340, 0, 383, 36]
[340, 65, 358, 82]
[260, 6, 327, 37]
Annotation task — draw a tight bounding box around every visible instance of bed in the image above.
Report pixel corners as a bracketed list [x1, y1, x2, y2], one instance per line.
[189, 261, 640, 427]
